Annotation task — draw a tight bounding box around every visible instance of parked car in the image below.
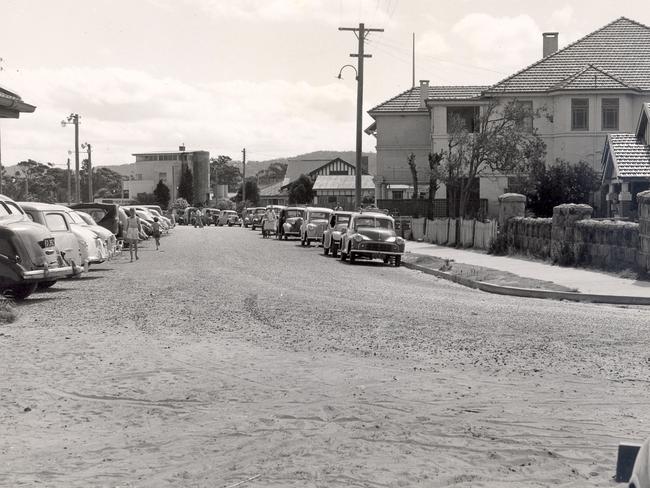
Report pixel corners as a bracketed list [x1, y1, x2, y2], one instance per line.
[73, 210, 118, 257]
[250, 207, 266, 230]
[204, 208, 221, 226]
[144, 207, 172, 229]
[70, 203, 122, 237]
[322, 211, 353, 257]
[339, 211, 405, 266]
[277, 207, 305, 240]
[0, 195, 76, 299]
[21, 202, 107, 268]
[299, 207, 333, 246]
[217, 210, 239, 226]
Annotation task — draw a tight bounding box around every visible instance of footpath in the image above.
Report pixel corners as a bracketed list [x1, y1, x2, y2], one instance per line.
[405, 241, 650, 304]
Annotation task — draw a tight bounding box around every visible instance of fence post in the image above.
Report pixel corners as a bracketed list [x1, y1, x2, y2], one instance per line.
[550, 203, 593, 264]
[498, 193, 526, 231]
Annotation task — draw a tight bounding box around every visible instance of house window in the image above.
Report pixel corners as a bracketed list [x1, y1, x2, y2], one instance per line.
[571, 99, 589, 130]
[602, 98, 619, 130]
[392, 191, 403, 200]
[447, 106, 480, 133]
[159, 172, 167, 181]
[515, 101, 534, 133]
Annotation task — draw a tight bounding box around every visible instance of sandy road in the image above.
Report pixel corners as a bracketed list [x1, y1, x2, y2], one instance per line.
[1, 225, 650, 487]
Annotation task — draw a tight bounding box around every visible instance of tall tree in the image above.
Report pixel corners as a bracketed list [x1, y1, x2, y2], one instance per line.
[210, 155, 242, 193]
[153, 180, 171, 209]
[407, 152, 418, 200]
[234, 178, 260, 205]
[287, 174, 315, 204]
[256, 162, 287, 186]
[177, 165, 193, 202]
[441, 100, 546, 218]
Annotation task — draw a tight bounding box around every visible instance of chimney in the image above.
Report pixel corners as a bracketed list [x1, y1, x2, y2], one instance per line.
[542, 32, 559, 58]
[419, 80, 430, 108]
[179, 144, 186, 151]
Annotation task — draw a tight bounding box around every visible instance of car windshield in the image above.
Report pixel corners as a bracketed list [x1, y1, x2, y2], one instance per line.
[5, 201, 24, 215]
[254, 209, 266, 215]
[0, 202, 11, 217]
[336, 215, 350, 225]
[309, 212, 329, 221]
[354, 217, 394, 230]
[286, 210, 303, 218]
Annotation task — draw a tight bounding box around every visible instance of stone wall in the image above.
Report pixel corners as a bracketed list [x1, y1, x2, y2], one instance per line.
[505, 217, 552, 259]
[499, 197, 644, 272]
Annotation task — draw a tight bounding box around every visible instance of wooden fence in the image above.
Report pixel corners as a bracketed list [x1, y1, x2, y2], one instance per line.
[409, 218, 497, 250]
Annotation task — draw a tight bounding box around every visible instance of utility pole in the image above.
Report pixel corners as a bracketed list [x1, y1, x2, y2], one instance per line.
[67, 158, 71, 205]
[412, 32, 415, 88]
[339, 23, 383, 209]
[62, 113, 81, 203]
[242, 148, 246, 204]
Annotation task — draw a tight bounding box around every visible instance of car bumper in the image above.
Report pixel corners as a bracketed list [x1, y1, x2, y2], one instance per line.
[22, 264, 76, 282]
[350, 250, 404, 256]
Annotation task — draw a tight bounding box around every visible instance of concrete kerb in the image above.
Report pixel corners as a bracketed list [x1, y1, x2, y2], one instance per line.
[402, 261, 650, 306]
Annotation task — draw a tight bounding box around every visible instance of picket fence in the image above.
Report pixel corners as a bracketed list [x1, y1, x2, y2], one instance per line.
[411, 217, 497, 250]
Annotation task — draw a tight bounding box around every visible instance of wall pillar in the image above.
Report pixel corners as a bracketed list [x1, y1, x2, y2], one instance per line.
[550, 203, 593, 264]
[497, 193, 526, 230]
[637, 190, 650, 273]
[619, 182, 632, 218]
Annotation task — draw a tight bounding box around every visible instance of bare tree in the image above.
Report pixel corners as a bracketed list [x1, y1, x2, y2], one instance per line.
[442, 99, 546, 218]
[427, 152, 443, 219]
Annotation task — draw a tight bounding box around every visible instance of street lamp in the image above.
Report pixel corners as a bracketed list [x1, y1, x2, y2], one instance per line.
[81, 142, 93, 202]
[337, 64, 362, 208]
[61, 113, 80, 203]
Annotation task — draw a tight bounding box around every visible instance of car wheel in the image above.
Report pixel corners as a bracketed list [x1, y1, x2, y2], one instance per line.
[323, 239, 329, 255]
[301, 233, 306, 246]
[394, 255, 401, 267]
[340, 245, 347, 261]
[4, 282, 37, 300]
[251, 226, 256, 231]
[284, 234, 288, 240]
[37, 280, 57, 289]
[331, 242, 338, 258]
[383, 256, 390, 264]
[228, 223, 233, 227]
[349, 249, 356, 264]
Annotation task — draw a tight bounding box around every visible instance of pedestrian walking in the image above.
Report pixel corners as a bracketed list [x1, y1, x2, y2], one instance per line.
[124, 208, 141, 262]
[194, 208, 204, 228]
[152, 217, 161, 250]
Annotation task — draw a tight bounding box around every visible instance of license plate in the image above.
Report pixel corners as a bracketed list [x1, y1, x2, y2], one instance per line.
[41, 237, 55, 248]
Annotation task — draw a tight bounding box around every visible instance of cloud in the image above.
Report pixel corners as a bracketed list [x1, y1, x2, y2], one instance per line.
[450, 13, 541, 76]
[0, 66, 360, 166]
[550, 6, 574, 27]
[416, 31, 451, 57]
[148, 0, 393, 26]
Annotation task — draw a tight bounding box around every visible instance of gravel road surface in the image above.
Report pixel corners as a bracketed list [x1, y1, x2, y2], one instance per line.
[2, 226, 650, 487]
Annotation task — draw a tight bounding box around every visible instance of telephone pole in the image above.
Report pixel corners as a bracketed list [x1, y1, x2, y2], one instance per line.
[67, 158, 71, 205]
[82, 142, 92, 202]
[242, 148, 246, 204]
[339, 22, 383, 209]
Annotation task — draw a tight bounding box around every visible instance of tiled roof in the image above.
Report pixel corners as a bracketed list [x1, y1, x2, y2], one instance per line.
[487, 17, 650, 93]
[607, 133, 650, 178]
[312, 175, 375, 191]
[259, 178, 289, 197]
[369, 86, 487, 114]
[0, 84, 21, 101]
[550, 64, 633, 90]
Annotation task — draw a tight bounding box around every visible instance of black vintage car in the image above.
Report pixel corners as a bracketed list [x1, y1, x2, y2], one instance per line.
[1, 195, 74, 299]
[71, 203, 123, 237]
[277, 207, 305, 240]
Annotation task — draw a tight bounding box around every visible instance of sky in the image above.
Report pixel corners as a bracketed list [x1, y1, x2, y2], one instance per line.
[1, 0, 649, 168]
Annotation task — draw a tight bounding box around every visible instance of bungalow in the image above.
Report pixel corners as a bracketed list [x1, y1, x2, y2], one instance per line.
[312, 174, 375, 210]
[368, 17, 650, 217]
[601, 103, 650, 218]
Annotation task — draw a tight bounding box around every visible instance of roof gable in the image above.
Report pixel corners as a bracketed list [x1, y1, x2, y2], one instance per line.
[603, 133, 650, 179]
[550, 64, 634, 91]
[487, 17, 650, 93]
[636, 103, 650, 140]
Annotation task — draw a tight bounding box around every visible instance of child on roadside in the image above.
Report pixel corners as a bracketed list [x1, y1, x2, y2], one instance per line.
[152, 217, 162, 250]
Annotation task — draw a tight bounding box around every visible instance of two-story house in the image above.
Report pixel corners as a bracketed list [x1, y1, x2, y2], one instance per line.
[369, 17, 650, 217]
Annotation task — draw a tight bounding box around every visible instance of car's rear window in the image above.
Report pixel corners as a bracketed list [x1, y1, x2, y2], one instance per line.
[309, 212, 329, 221]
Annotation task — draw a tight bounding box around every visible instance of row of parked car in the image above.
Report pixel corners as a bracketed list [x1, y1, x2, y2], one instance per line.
[176, 207, 241, 227]
[242, 205, 406, 266]
[0, 194, 172, 300]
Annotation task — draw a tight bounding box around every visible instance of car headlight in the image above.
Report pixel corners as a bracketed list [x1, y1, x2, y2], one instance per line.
[396, 237, 405, 244]
[385, 236, 396, 243]
[352, 234, 364, 243]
